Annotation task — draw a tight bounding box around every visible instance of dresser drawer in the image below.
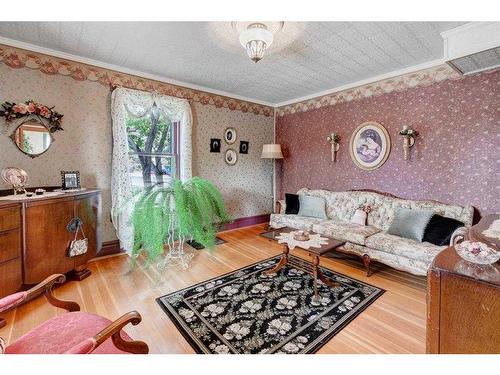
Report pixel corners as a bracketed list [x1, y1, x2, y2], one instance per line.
[0, 206, 21, 232]
[0, 229, 21, 263]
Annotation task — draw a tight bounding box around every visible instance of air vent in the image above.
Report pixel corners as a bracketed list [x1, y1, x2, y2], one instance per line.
[448, 46, 500, 75]
[442, 22, 500, 75]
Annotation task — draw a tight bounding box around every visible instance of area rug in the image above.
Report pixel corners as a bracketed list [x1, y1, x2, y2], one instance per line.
[156, 255, 384, 354]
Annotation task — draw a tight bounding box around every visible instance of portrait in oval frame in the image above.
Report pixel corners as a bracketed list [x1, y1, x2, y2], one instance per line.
[349, 121, 391, 171]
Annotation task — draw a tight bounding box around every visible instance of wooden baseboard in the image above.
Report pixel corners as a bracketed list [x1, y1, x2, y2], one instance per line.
[95, 214, 271, 258]
[221, 214, 270, 231]
[96, 240, 124, 258]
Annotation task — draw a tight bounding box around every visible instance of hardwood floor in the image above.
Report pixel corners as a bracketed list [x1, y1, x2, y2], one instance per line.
[0, 224, 427, 353]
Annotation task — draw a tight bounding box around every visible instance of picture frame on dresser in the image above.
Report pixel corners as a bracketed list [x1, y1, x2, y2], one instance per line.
[61, 170, 80, 190]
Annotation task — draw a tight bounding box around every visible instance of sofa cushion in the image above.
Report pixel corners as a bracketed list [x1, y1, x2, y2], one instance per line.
[364, 232, 446, 263]
[387, 208, 435, 242]
[284, 193, 300, 214]
[298, 195, 327, 219]
[341, 242, 431, 276]
[312, 221, 381, 246]
[423, 214, 465, 246]
[269, 214, 325, 231]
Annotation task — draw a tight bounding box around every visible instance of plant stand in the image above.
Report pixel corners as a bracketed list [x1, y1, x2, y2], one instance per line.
[157, 241, 195, 270]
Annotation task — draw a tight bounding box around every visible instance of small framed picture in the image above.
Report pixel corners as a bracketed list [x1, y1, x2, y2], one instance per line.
[224, 149, 237, 165]
[61, 171, 81, 190]
[239, 141, 249, 154]
[224, 127, 237, 144]
[210, 138, 221, 153]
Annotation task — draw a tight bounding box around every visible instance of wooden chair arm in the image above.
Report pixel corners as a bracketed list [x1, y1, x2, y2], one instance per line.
[92, 311, 149, 354]
[26, 274, 80, 312]
[0, 274, 79, 328]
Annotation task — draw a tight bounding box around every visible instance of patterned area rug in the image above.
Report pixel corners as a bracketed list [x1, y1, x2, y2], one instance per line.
[157, 255, 384, 354]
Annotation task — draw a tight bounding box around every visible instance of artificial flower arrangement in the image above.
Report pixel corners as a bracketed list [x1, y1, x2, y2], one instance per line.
[398, 127, 418, 137]
[0, 100, 64, 132]
[326, 132, 341, 143]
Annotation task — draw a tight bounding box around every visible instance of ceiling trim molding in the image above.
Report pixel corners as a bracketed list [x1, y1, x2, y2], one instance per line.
[0, 37, 274, 117]
[274, 59, 447, 107]
[276, 63, 462, 117]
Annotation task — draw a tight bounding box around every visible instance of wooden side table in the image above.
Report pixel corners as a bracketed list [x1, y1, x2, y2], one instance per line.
[427, 246, 500, 353]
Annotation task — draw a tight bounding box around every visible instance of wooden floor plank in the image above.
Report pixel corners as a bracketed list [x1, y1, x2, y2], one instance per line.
[0, 224, 427, 353]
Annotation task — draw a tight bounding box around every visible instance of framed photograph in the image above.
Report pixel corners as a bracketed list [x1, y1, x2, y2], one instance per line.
[61, 170, 81, 190]
[239, 141, 249, 154]
[224, 149, 237, 165]
[349, 122, 391, 171]
[210, 138, 221, 153]
[224, 127, 237, 144]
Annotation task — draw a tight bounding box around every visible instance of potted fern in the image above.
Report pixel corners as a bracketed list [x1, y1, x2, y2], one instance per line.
[129, 177, 230, 269]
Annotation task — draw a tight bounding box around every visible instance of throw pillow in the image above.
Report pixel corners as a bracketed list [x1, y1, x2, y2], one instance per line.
[351, 209, 367, 226]
[284, 193, 300, 214]
[298, 195, 328, 219]
[387, 208, 435, 242]
[423, 214, 464, 246]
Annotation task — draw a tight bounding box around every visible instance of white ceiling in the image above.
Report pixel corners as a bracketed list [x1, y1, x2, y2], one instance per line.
[0, 22, 466, 105]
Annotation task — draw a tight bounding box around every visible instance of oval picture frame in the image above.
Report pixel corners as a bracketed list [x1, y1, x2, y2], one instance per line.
[349, 121, 391, 171]
[224, 149, 237, 166]
[224, 127, 237, 144]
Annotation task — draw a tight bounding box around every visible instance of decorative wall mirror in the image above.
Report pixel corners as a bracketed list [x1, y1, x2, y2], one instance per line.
[10, 119, 54, 158]
[1, 100, 64, 158]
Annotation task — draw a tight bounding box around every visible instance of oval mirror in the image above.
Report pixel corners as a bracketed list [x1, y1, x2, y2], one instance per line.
[10, 119, 54, 158]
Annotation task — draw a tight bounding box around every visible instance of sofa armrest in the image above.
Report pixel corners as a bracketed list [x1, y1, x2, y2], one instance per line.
[275, 200, 285, 214]
[450, 226, 468, 246]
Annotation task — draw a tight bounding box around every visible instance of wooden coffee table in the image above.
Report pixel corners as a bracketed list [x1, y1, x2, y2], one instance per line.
[262, 227, 345, 301]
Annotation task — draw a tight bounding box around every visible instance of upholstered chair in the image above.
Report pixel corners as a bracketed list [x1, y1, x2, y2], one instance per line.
[0, 274, 148, 354]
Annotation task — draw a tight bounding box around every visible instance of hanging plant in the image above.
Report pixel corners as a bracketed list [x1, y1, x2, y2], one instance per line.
[0, 100, 64, 132]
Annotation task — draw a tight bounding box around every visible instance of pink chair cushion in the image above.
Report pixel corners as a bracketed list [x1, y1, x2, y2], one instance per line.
[5, 312, 133, 354]
[0, 292, 28, 313]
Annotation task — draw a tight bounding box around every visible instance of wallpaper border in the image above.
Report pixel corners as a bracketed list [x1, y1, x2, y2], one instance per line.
[276, 64, 464, 117]
[0, 43, 273, 117]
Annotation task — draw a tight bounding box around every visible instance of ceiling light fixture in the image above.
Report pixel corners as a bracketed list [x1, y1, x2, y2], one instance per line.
[236, 22, 284, 63]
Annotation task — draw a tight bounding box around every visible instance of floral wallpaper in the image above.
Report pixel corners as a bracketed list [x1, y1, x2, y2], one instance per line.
[276, 68, 500, 215]
[276, 64, 461, 116]
[192, 103, 274, 218]
[0, 63, 274, 242]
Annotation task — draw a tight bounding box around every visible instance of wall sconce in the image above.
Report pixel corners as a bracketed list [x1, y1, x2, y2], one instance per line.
[399, 125, 419, 161]
[326, 132, 340, 162]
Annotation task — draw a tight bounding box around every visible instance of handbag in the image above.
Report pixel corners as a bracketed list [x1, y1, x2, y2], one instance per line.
[68, 219, 88, 257]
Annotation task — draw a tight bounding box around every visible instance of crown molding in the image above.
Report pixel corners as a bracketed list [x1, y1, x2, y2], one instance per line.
[274, 58, 447, 107]
[0, 36, 274, 107]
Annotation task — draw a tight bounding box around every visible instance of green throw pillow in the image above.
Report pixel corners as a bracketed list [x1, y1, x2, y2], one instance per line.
[387, 208, 435, 242]
[298, 195, 328, 219]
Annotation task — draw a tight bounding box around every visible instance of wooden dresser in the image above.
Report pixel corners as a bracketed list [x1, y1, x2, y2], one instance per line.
[0, 189, 102, 297]
[427, 246, 500, 353]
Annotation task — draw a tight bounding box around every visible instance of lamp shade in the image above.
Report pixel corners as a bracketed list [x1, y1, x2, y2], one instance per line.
[261, 144, 283, 159]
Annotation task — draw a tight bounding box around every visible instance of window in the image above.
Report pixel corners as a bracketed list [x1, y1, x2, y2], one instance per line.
[126, 105, 179, 189]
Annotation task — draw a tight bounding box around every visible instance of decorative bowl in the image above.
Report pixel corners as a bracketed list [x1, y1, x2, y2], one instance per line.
[293, 230, 310, 241]
[455, 241, 500, 265]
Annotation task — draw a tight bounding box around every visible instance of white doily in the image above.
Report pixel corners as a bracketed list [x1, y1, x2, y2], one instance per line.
[482, 219, 500, 240]
[275, 232, 329, 250]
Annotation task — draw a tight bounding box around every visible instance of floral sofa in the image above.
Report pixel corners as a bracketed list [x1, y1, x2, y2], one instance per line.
[270, 188, 474, 276]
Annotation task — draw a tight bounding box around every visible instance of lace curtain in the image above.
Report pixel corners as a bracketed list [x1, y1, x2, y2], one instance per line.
[110, 87, 193, 254]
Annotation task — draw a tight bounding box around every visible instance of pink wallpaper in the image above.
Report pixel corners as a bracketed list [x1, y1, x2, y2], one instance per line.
[276, 69, 500, 215]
